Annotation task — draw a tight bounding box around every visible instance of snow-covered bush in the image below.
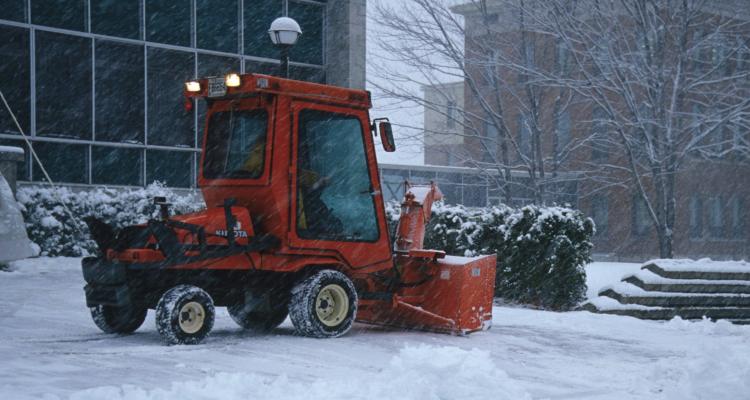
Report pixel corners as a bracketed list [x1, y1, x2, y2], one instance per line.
[386, 202, 594, 310]
[493, 205, 594, 310]
[17, 183, 205, 257]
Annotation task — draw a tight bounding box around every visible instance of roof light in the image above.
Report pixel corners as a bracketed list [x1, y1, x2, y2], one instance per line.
[185, 81, 201, 92]
[225, 73, 241, 88]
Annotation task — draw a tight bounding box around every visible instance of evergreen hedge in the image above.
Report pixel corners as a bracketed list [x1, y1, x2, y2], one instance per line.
[17, 183, 204, 257]
[387, 202, 594, 310]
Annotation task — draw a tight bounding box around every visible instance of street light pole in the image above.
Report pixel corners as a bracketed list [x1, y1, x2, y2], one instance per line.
[268, 17, 302, 80]
[280, 46, 290, 79]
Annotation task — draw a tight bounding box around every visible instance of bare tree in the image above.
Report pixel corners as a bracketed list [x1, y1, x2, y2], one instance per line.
[529, 0, 750, 257]
[371, 0, 750, 258]
[370, 0, 582, 206]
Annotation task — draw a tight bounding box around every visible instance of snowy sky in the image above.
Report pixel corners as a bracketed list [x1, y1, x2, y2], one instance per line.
[367, 0, 429, 166]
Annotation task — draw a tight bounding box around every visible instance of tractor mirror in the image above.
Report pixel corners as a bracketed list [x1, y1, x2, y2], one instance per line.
[379, 121, 396, 152]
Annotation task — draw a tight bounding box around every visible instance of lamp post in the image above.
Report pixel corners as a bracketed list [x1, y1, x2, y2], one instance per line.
[268, 17, 302, 79]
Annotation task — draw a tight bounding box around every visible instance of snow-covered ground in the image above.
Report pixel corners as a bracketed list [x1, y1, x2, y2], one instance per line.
[1, 258, 748, 400]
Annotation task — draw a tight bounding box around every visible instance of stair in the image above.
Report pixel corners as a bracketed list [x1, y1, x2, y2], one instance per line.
[582, 259, 750, 323]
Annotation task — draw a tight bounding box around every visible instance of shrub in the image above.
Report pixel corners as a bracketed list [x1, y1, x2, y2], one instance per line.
[17, 183, 205, 257]
[387, 202, 593, 310]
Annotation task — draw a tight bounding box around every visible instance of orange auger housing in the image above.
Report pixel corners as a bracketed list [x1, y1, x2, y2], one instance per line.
[81, 72, 495, 344]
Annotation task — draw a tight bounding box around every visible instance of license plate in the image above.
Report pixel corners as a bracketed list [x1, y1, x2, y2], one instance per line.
[207, 77, 226, 97]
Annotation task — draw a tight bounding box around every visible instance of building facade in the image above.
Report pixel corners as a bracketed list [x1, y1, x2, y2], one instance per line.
[437, 1, 749, 260]
[0, 0, 365, 189]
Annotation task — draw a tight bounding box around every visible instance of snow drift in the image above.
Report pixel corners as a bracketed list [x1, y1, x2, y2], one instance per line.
[68, 345, 531, 400]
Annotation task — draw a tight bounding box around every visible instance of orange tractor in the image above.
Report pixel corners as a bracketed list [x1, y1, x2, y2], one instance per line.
[82, 73, 496, 345]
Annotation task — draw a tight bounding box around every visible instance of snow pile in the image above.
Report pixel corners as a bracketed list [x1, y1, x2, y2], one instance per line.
[68, 345, 531, 400]
[657, 343, 750, 400]
[16, 183, 205, 256]
[0, 173, 39, 262]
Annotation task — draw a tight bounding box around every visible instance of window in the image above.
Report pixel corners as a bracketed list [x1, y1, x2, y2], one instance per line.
[32, 142, 88, 184]
[437, 173, 461, 205]
[197, 0, 238, 53]
[708, 196, 724, 238]
[95, 40, 144, 143]
[203, 110, 268, 179]
[146, 0, 191, 46]
[289, 65, 325, 83]
[380, 168, 408, 203]
[591, 106, 609, 161]
[556, 40, 570, 75]
[0, 0, 26, 22]
[91, 0, 141, 40]
[446, 100, 456, 129]
[730, 196, 746, 239]
[92, 146, 143, 185]
[31, 0, 85, 31]
[147, 48, 194, 147]
[556, 110, 571, 153]
[296, 109, 378, 241]
[518, 114, 530, 157]
[0, 26, 29, 135]
[591, 195, 608, 236]
[245, 59, 279, 76]
[462, 176, 488, 207]
[243, 0, 281, 59]
[523, 40, 535, 68]
[288, 1, 324, 65]
[632, 196, 651, 236]
[689, 196, 703, 239]
[483, 120, 498, 162]
[146, 150, 192, 187]
[35, 31, 92, 139]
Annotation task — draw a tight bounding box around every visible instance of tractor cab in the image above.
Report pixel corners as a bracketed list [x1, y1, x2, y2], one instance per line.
[184, 73, 395, 274]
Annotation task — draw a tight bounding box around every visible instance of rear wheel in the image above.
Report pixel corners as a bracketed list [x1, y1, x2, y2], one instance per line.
[289, 270, 357, 338]
[90, 305, 147, 334]
[227, 302, 288, 333]
[155, 285, 215, 345]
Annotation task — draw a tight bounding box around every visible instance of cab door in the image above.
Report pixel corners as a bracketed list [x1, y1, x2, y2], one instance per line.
[288, 102, 392, 271]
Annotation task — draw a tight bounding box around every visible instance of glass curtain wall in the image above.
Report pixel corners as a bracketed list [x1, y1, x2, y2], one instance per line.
[0, 0, 326, 188]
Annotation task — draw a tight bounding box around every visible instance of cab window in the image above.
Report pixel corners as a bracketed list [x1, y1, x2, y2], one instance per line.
[296, 109, 379, 242]
[203, 109, 268, 179]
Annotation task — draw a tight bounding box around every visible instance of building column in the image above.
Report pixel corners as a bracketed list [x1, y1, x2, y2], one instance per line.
[325, 0, 366, 89]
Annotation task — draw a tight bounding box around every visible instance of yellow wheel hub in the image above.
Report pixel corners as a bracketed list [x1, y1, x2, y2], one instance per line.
[315, 284, 349, 327]
[178, 301, 205, 334]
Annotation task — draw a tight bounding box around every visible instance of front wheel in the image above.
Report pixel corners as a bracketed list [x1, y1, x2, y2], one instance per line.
[289, 270, 357, 338]
[90, 305, 147, 334]
[155, 285, 215, 345]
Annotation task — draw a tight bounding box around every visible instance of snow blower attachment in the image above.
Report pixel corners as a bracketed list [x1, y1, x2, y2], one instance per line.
[80, 73, 495, 345]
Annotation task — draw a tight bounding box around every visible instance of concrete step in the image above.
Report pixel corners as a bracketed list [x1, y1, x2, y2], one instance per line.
[643, 262, 750, 281]
[599, 287, 750, 308]
[581, 302, 750, 321]
[623, 274, 750, 294]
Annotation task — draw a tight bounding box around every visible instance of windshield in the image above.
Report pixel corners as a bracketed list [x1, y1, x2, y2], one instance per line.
[203, 109, 268, 179]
